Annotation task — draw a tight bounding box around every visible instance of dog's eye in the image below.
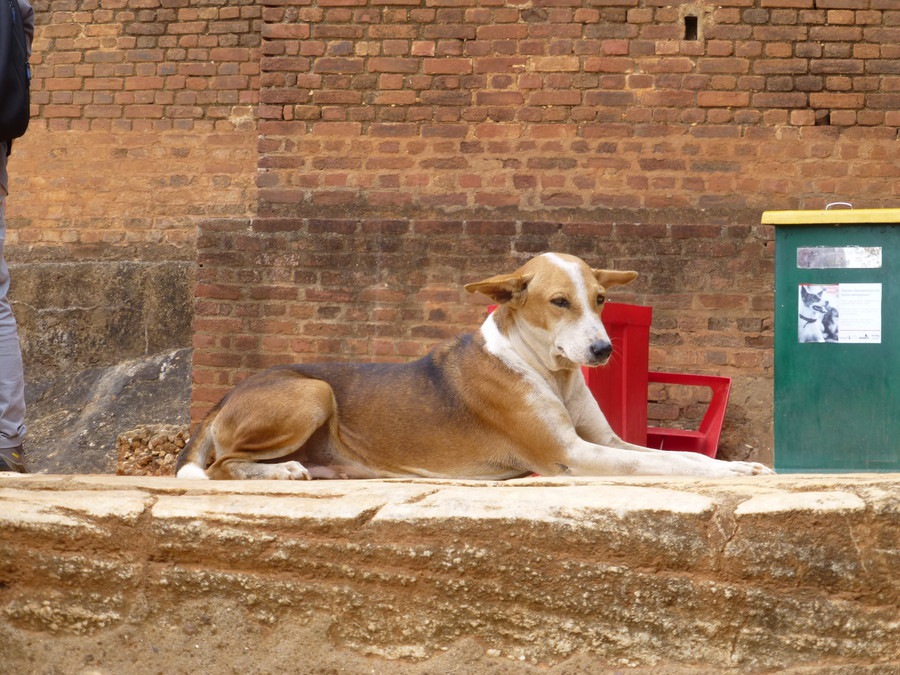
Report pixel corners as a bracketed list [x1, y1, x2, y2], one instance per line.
[550, 297, 570, 309]
[596, 294, 606, 306]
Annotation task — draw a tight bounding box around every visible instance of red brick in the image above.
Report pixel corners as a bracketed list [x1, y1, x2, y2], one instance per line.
[761, 0, 813, 6]
[423, 58, 472, 75]
[643, 57, 695, 73]
[810, 59, 865, 75]
[531, 56, 580, 72]
[867, 93, 900, 109]
[311, 121, 362, 136]
[790, 109, 816, 126]
[752, 92, 808, 107]
[814, 0, 867, 8]
[368, 57, 419, 74]
[584, 56, 634, 73]
[261, 23, 311, 40]
[698, 91, 750, 107]
[473, 57, 528, 74]
[528, 90, 582, 106]
[476, 91, 524, 105]
[809, 92, 865, 108]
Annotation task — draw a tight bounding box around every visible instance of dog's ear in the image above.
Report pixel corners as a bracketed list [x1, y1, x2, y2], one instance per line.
[465, 272, 534, 306]
[593, 269, 638, 289]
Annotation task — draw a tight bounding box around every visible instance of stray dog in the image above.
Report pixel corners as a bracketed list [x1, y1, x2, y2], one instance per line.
[177, 253, 774, 480]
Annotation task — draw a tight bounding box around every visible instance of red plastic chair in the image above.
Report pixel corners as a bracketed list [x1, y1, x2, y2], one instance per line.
[645, 372, 732, 458]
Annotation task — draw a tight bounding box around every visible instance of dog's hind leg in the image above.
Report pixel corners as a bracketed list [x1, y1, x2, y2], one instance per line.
[204, 374, 338, 480]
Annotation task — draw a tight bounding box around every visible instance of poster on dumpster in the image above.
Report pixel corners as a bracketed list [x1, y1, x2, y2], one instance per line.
[798, 283, 881, 344]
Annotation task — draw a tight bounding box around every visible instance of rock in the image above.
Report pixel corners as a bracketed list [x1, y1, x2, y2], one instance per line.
[116, 424, 190, 477]
[24, 348, 191, 474]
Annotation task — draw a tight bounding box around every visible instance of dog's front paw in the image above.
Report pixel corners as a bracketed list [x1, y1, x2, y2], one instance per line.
[274, 461, 312, 480]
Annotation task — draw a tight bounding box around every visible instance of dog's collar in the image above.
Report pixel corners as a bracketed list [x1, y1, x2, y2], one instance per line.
[799, 313, 818, 325]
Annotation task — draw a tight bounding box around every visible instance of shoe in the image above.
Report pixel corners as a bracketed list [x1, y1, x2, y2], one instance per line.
[0, 445, 29, 473]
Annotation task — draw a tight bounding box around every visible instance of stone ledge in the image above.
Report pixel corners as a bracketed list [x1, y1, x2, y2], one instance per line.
[1, 474, 898, 674]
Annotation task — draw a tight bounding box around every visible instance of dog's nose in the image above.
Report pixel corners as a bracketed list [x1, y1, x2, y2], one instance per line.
[589, 340, 613, 362]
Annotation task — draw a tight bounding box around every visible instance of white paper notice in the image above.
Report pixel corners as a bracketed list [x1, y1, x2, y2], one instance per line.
[798, 283, 881, 344]
[797, 246, 882, 269]
[840, 283, 881, 344]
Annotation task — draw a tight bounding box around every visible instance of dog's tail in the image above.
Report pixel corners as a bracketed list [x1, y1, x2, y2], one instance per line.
[175, 407, 220, 480]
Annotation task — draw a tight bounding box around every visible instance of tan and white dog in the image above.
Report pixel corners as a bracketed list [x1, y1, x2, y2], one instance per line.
[176, 253, 773, 481]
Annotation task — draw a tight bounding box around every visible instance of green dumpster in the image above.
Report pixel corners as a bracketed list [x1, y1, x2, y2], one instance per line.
[764, 208, 900, 473]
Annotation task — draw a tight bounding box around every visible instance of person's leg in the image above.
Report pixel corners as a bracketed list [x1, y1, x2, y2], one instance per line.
[0, 193, 27, 472]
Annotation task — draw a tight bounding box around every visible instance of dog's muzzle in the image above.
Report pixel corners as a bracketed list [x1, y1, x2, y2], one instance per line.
[588, 340, 613, 365]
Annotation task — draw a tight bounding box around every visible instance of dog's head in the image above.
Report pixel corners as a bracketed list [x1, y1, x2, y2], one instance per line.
[465, 253, 638, 370]
[800, 285, 826, 313]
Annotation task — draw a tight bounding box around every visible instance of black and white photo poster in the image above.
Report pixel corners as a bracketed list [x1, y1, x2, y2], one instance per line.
[798, 283, 881, 344]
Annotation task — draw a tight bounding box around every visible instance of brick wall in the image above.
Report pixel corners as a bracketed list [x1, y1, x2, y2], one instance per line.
[10, 0, 900, 462]
[6, 0, 262, 262]
[256, 0, 899, 217]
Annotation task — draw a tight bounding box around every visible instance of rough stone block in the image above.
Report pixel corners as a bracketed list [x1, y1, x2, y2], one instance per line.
[1, 474, 897, 672]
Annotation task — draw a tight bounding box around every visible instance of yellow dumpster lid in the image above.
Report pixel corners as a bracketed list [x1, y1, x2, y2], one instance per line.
[762, 208, 900, 225]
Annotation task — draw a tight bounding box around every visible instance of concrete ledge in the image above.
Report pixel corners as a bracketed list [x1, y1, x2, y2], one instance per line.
[1, 474, 898, 673]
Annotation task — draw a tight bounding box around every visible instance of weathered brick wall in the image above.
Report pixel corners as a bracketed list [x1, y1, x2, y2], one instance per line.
[6, 0, 261, 262]
[8, 0, 899, 461]
[256, 0, 899, 217]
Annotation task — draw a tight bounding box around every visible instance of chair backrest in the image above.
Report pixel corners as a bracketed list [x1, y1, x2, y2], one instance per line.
[647, 371, 732, 457]
[581, 303, 652, 445]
